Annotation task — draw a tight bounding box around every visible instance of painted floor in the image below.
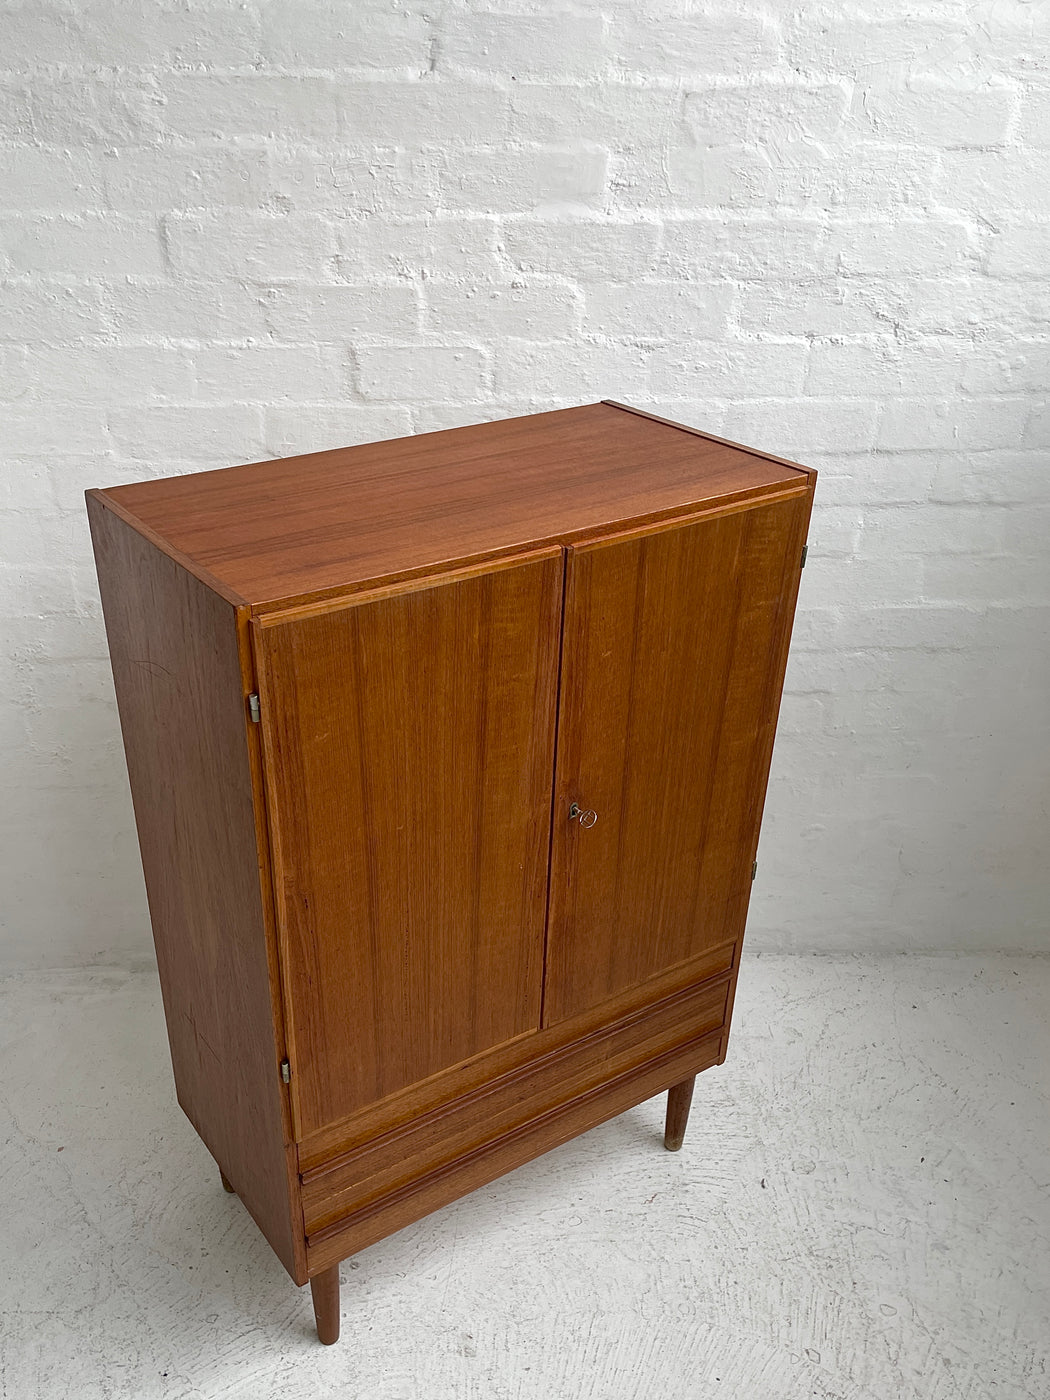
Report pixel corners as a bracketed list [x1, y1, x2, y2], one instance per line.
[1, 954, 1047, 1399]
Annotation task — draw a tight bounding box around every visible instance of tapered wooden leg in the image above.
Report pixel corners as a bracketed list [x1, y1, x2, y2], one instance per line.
[664, 1075, 696, 1151]
[219, 1169, 235, 1194]
[310, 1265, 340, 1345]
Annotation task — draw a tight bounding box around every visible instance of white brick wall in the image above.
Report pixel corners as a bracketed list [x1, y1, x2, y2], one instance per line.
[2, 0, 1048, 968]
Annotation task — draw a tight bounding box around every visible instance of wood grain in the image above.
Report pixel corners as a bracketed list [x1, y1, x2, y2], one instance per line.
[253, 550, 563, 1139]
[544, 491, 812, 1025]
[664, 1076, 696, 1152]
[300, 971, 729, 1236]
[305, 1028, 724, 1276]
[96, 402, 808, 608]
[310, 1265, 340, 1345]
[86, 494, 305, 1282]
[297, 938, 735, 1172]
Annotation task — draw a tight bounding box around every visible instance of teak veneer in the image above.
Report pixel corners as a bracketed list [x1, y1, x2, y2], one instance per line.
[87, 401, 815, 1345]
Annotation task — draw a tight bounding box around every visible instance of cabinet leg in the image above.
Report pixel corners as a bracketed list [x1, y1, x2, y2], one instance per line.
[664, 1075, 696, 1152]
[310, 1265, 340, 1345]
[219, 1169, 235, 1194]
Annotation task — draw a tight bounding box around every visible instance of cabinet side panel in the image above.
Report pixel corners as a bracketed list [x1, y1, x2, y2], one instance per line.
[87, 493, 304, 1282]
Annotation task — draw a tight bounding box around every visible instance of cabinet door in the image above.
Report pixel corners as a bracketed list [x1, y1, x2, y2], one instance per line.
[253, 550, 563, 1140]
[543, 492, 810, 1027]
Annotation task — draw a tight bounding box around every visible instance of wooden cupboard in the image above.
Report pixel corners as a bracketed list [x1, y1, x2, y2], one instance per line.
[87, 401, 815, 1345]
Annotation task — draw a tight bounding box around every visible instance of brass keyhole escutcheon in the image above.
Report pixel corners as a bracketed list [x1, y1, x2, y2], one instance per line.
[569, 802, 598, 829]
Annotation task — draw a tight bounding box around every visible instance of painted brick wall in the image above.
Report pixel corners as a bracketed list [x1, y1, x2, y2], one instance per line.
[2, 1, 1047, 967]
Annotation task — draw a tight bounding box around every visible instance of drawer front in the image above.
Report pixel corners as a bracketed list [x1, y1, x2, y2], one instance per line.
[301, 971, 729, 1239]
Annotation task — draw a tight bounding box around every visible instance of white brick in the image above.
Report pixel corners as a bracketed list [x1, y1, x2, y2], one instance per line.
[262, 405, 413, 459]
[340, 82, 509, 147]
[784, 14, 977, 79]
[650, 342, 809, 399]
[436, 146, 608, 212]
[491, 342, 650, 400]
[931, 452, 1050, 505]
[0, 459, 51, 511]
[859, 505, 1008, 559]
[733, 283, 883, 337]
[936, 151, 1050, 216]
[780, 142, 939, 211]
[355, 345, 490, 402]
[338, 215, 502, 281]
[0, 283, 110, 342]
[269, 149, 438, 215]
[107, 280, 275, 341]
[860, 80, 1016, 149]
[106, 406, 266, 463]
[1016, 88, 1050, 148]
[850, 604, 987, 653]
[809, 452, 938, 506]
[659, 217, 829, 281]
[0, 216, 165, 277]
[893, 278, 1050, 337]
[683, 83, 850, 143]
[615, 13, 780, 77]
[441, 14, 607, 82]
[104, 148, 273, 212]
[1, 346, 32, 400]
[0, 148, 106, 211]
[160, 76, 342, 143]
[507, 82, 676, 147]
[0, 508, 83, 566]
[22, 346, 194, 404]
[719, 399, 879, 457]
[19, 1, 264, 69]
[923, 555, 1050, 605]
[502, 217, 661, 281]
[425, 284, 577, 340]
[3, 406, 108, 456]
[1024, 402, 1050, 447]
[0, 78, 31, 142]
[0, 4, 87, 69]
[807, 341, 965, 397]
[259, 3, 429, 69]
[28, 76, 162, 145]
[664, 142, 776, 208]
[164, 213, 338, 280]
[264, 283, 420, 342]
[581, 281, 731, 341]
[986, 224, 1050, 279]
[961, 340, 1050, 394]
[192, 345, 340, 402]
[828, 220, 979, 278]
[878, 397, 1032, 452]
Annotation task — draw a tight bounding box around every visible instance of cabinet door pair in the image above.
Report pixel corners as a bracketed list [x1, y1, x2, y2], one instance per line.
[253, 492, 809, 1142]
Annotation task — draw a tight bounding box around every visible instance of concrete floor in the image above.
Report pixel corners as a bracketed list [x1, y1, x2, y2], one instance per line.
[1, 955, 1047, 1399]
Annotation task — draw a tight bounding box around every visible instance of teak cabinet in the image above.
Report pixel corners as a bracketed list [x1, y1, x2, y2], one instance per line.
[87, 401, 815, 1345]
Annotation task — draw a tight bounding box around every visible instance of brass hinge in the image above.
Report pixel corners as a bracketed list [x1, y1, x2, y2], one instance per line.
[800, 544, 809, 569]
[248, 693, 261, 724]
[280, 1058, 291, 1084]
[751, 860, 758, 881]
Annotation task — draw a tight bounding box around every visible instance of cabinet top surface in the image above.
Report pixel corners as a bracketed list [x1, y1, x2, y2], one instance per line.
[92, 401, 811, 609]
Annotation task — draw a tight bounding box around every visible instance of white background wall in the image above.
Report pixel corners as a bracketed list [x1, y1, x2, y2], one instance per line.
[1, 0, 1047, 969]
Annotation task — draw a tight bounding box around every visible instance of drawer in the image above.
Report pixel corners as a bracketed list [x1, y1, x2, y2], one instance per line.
[301, 970, 729, 1240]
